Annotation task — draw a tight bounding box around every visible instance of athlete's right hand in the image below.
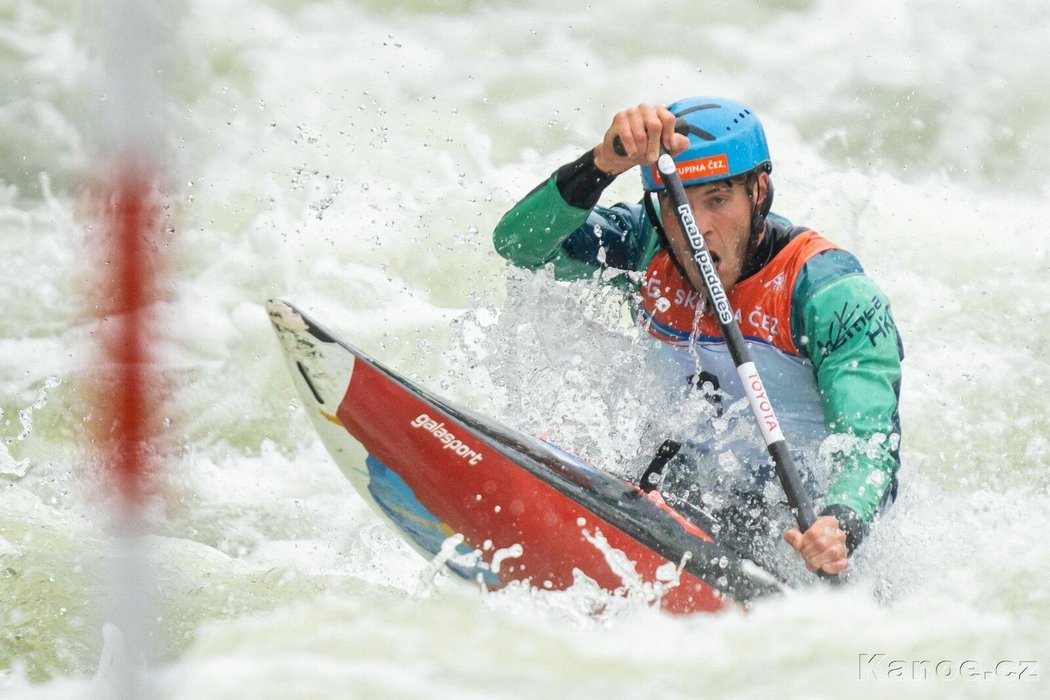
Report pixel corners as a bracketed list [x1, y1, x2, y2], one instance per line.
[592, 103, 690, 176]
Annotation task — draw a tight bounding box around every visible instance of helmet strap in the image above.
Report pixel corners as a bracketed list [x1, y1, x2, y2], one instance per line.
[643, 191, 666, 243]
[741, 170, 775, 280]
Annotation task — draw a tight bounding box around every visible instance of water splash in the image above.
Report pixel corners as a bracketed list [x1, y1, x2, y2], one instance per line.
[579, 527, 684, 610]
[14, 376, 62, 443]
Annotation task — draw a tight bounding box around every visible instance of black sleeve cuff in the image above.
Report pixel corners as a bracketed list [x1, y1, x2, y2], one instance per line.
[554, 149, 617, 210]
[820, 504, 867, 555]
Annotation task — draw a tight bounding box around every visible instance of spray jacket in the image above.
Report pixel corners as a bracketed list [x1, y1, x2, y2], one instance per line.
[492, 150, 903, 551]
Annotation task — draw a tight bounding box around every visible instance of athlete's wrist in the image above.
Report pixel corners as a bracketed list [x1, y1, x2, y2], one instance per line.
[819, 503, 866, 554]
[554, 149, 618, 210]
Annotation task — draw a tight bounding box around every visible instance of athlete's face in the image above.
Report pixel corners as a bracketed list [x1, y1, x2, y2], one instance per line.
[658, 172, 767, 292]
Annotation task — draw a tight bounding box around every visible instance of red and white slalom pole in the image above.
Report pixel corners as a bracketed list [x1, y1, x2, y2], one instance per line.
[100, 160, 158, 520]
[91, 0, 170, 695]
[95, 156, 162, 699]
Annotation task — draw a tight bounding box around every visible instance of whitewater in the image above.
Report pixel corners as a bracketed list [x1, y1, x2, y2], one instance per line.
[1, 0, 1048, 698]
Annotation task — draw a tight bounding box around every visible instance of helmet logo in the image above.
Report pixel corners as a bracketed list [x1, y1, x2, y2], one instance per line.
[650, 154, 730, 185]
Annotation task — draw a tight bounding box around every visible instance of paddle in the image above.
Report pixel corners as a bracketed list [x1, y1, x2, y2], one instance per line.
[615, 125, 838, 582]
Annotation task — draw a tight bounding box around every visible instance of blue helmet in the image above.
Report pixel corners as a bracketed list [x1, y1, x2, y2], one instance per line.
[640, 97, 772, 192]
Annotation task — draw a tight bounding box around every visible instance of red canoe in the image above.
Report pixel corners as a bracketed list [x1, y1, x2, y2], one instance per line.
[267, 299, 780, 614]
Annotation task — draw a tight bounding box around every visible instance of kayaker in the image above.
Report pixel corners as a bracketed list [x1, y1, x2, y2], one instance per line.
[491, 97, 903, 578]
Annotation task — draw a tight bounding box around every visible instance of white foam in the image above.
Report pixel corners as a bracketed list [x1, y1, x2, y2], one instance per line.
[2, 0, 1048, 697]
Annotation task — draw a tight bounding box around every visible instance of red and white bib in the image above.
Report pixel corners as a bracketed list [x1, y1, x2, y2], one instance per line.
[638, 230, 841, 447]
[639, 230, 838, 352]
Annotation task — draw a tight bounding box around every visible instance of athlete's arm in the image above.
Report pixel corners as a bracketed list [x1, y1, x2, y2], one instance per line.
[493, 104, 687, 279]
[793, 252, 904, 551]
[492, 150, 658, 279]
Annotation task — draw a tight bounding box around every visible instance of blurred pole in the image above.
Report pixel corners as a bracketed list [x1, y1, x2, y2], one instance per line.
[94, 0, 168, 697]
[99, 160, 157, 700]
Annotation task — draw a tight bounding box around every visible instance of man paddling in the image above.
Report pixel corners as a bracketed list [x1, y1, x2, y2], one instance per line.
[491, 97, 903, 578]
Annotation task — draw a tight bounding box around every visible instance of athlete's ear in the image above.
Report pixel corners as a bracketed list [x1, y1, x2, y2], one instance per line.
[757, 171, 774, 216]
[755, 171, 770, 206]
[751, 171, 774, 233]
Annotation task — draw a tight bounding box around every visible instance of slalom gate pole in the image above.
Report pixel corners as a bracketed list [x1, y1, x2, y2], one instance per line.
[103, 161, 156, 519]
[96, 146, 159, 700]
[93, 0, 170, 695]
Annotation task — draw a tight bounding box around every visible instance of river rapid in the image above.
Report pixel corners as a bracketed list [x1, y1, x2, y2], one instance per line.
[1, 1, 1048, 698]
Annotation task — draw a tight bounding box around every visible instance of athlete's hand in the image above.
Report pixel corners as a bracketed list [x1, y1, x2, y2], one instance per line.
[593, 103, 689, 176]
[784, 515, 849, 575]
